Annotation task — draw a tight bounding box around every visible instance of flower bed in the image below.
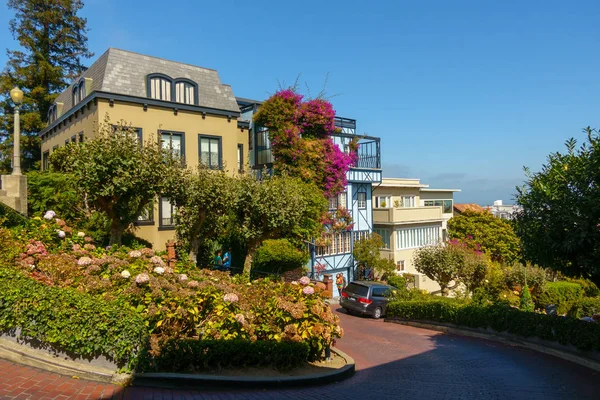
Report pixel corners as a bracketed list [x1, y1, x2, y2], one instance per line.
[386, 300, 600, 352]
[0, 212, 342, 373]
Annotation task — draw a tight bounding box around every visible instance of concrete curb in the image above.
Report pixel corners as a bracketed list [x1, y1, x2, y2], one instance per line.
[132, 347, 355, 389]
[0, 337, 131, 385]
[385, 318, 600, 373]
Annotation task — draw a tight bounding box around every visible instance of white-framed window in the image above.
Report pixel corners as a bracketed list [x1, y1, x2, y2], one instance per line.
[374, 228, 391, 249]
[396, 260, 405, 272]
[396, 225, 440, 250]
[175, 80, 196, 105]
[328, 191, 347, 210]
[328, 196, 338, 210]
[357, 191, 367, 209]
[199, 135, 221, 169]
[339, 192, 347, 209]
[401, 195, 415, 208]
[375, 195, 391, 208]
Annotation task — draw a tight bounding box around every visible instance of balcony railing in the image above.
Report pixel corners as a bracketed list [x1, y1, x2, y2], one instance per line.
[253, 118, 381, 171]
[355, 139, 380, 169]
[373, 206, 443, 225]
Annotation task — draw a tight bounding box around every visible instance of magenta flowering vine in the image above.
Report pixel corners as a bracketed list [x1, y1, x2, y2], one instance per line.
[253, 88, 358, 199]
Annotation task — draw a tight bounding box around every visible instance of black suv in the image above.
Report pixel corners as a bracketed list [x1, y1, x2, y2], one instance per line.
[340, 281, 395, 319]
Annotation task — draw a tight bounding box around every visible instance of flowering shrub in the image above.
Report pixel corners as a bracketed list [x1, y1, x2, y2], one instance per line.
[2, 213, 342, 367]
[253, 89, 358, 198]
[1, 211, 343, 369]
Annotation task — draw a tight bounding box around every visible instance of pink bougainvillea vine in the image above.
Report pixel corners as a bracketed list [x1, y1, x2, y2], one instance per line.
[253, 89, 358, 199]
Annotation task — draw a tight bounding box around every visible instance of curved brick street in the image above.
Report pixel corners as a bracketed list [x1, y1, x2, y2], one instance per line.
[1, 307, 599, 400]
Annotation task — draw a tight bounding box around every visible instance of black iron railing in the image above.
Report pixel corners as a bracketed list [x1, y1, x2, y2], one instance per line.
[355, 139, 381, 169]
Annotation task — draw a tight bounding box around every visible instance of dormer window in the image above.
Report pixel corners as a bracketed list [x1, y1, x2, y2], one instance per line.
[146, 74, 198, 105]
[72, 86, 79, 105]
[47, 105, 56, 123]
[147, 73, 173, 101]
[78, 80, 86, 101]
[47, 102, 63, 124]
[174, 79, 197, 105]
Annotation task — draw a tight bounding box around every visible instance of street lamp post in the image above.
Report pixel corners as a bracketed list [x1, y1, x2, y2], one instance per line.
[10, 87, 24, 175]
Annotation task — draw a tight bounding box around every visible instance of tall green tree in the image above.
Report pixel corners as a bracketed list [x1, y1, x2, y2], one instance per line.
[515, 127, 600, 284]
[447, 210, 521, 264]
[166, 167, 236, 263]
[0, 0, 93, 172]
[234, 174, 326, 275]
[50, 119, 181, 245]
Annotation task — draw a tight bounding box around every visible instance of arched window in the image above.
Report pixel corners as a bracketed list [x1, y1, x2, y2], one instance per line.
[174, 79, 197, 105]
[78, 80, 86, 101]
[47, 105, 54, 123]
[72, 86, 79, 106]
[147, 73, 173, 101]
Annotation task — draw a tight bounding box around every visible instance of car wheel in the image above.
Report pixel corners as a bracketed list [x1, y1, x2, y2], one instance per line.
[372, 307, 382, 319]
[344, 308, 354, 315]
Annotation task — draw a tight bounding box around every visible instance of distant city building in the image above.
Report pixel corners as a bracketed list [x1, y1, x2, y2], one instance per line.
[487, 200, 521, 220]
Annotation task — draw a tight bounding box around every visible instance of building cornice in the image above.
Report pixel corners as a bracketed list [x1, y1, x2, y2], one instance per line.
[40, 91, 241, 137]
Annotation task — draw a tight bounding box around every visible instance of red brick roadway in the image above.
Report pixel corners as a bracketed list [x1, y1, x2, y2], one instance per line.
[1, 306, 599, 400]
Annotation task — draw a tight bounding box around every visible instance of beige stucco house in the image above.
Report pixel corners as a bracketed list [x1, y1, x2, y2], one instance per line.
[39, 49, 248, 250]
[373, 178, 460, 293]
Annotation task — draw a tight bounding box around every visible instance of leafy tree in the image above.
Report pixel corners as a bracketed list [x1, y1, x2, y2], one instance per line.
[455, 247, 490, 294]
[352, 233, 395, 279]
[50, 119, 181, 245]
[413, 244, 462, 296]
[515, 128, 600, 284]
[234, 174, 326, 275]
[27, 170, 84, 221]
[447, 210, 521, 264]
[0, 0, 93, 172]
[166, 167, 236, 263]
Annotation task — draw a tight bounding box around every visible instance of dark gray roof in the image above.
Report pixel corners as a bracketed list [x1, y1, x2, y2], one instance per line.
[54, 48, 240, 113]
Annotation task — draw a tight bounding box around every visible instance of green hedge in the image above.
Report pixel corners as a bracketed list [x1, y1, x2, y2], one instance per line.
[533, 281, 584, 314]
[142, 339, 310, 372]
[252, 239, 308, 275]
[568, 297, 600, 319]
[386, 300, 600, 352]
[0, 268, 147, 371]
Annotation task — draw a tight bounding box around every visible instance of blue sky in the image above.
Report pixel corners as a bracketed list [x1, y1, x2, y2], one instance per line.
[2, 0, 599, 204]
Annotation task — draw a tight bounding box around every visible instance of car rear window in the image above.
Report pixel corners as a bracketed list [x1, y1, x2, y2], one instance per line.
[345, 283, 369, 297]
[372, 286, 392, 297]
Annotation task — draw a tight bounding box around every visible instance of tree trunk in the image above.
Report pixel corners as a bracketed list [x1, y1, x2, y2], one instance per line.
[188, 236, 200, 265]
[109, 219, 123, 246]
[243, 240, 258, 276]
